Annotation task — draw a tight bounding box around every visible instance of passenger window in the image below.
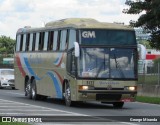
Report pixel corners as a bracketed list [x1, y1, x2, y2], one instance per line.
[20, 34, 23, 51]
[48, 31, 54, 50]
[68, 30, 76, 49]
[22, 34, 26, 51]
[26, 34, 30, 51]
[29, 33, 33, 51]
[57, 31, 61, 50]
[53, 31, 58, 51]
[60, 30, 67, 51]
[39, 32, 45, 51]
[43, 32, 48, 51]
[16, 35, 21, 51]
[32, 33, 36, 51]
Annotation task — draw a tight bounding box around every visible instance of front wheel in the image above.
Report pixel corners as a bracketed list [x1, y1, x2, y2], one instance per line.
[113, 102, 124, 108]
[64, 83, 74, 106]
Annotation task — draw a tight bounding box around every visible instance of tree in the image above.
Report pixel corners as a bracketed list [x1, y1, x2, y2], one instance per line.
[0, 35, 16, 56]
[139, 40, 152, 49]
[123, 0, 160, 49]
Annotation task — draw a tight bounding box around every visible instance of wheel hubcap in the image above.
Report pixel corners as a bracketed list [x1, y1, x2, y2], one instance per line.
[26, 83, 30, 94]
[32, 88, 35, 97]
[65, 87, 71, 102]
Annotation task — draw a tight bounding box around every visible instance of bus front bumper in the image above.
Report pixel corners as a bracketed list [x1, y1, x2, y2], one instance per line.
[77, 90, 137, 102]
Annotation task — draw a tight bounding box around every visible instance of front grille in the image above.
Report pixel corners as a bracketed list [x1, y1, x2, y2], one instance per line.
[95, 88, 124, 90]
[8, 79, 14, 83]
[96, 94, 122, 101]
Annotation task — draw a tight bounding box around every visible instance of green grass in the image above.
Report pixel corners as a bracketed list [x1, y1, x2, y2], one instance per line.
[138, 75, 159, 85]
[136, 96, 160, 104]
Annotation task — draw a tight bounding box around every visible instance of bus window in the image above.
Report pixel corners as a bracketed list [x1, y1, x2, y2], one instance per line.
[29, 33, 33, 51]
[48, 31, 54, 50]
[39, 32, 45, 51]
[16, 35, 21, 51]
[26, 34, 30, 51]
[60, 30, 67, 51]
[53, 31, 58, 51]
[43, 32, 48, 51]
[35, 33, 40, 51]
[68, 29, 76, 49]
[19, 34, 23, 51]
[22, 34, 26, 51]
[32, 33, 36, 51]
[57, 31, 61, 51]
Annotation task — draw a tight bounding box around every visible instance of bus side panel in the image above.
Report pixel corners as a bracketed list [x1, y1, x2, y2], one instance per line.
[15, 52, 67, 99]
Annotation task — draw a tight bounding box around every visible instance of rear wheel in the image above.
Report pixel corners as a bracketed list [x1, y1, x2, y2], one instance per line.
[113, 102, 124, 108]
[25, 80, 32, 99]
[31, 79, 47, 100]
[31, 79, 39, 100]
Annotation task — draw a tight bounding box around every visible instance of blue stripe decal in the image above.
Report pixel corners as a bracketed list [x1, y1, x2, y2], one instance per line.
[47, 72, 62, 98]
[24, 57, 41, 80]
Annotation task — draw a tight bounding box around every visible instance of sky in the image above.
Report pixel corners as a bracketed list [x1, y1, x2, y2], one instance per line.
[0, 0, 141, 39]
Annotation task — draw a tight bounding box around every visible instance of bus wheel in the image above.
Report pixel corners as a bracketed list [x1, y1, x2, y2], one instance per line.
[31, 79, 38, 100]
[25, 80, 32, 99]
[113, 102, 124, 108]
[64, 83, 73, 106]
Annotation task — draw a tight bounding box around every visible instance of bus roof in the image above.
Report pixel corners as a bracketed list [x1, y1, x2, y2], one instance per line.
[17, 18, 134, 34]
[45, 18, 133, 30]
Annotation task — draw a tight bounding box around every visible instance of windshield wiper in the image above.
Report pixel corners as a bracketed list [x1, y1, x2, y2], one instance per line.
[114, 54, 125, 78]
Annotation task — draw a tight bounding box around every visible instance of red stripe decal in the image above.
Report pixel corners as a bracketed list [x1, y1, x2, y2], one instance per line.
[15, 54, 26, 77]
[56, 53, 65, 67]
[54, 70, 63, 84]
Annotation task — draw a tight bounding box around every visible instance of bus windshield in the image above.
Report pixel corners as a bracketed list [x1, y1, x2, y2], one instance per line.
[78, 48, 136, 79]
[80, 29, 136, 45]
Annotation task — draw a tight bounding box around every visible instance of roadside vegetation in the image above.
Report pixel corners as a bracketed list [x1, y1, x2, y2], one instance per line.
[136, 96, 160, 104]
[138, 75, 159, 85]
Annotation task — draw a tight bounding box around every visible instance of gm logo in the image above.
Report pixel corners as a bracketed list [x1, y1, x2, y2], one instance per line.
[82, 31, 96, 38]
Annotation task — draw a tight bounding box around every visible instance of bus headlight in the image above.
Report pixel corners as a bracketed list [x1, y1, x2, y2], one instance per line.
[79, 85, 94, 90]
[124, 86, 136, 91]
[129, 87, 136, 91]
[79, 86, 89, 90]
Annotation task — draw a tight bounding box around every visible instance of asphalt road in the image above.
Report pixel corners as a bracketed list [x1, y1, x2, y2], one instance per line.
[0, 88, 159, 125]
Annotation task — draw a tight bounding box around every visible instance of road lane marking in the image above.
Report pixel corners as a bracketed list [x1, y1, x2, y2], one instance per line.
[5, 92, 24, 96]
[0, 98, 138, 125]
[0, 99, 87, 116]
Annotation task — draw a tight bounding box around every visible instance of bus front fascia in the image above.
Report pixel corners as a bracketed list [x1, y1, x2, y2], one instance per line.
[72, 42, 137, 102]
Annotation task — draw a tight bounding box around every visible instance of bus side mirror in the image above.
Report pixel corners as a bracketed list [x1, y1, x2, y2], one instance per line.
[138, 44, 146, 60]
[74, 42, 80, 57]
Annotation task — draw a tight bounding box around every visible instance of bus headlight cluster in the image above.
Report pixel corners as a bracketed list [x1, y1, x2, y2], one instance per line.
[125, 86, 136, 91]
[79, 85, 94, 90]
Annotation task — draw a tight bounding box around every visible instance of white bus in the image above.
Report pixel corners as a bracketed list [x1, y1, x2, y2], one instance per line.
[14, 18, 138, 108]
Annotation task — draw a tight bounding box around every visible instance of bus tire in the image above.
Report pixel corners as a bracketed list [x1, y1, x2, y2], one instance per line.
[113, 102, 124, 108]
[64, 83, 73, 106]
[31, 79, 38, 100]
[25, 80, 32, 99]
